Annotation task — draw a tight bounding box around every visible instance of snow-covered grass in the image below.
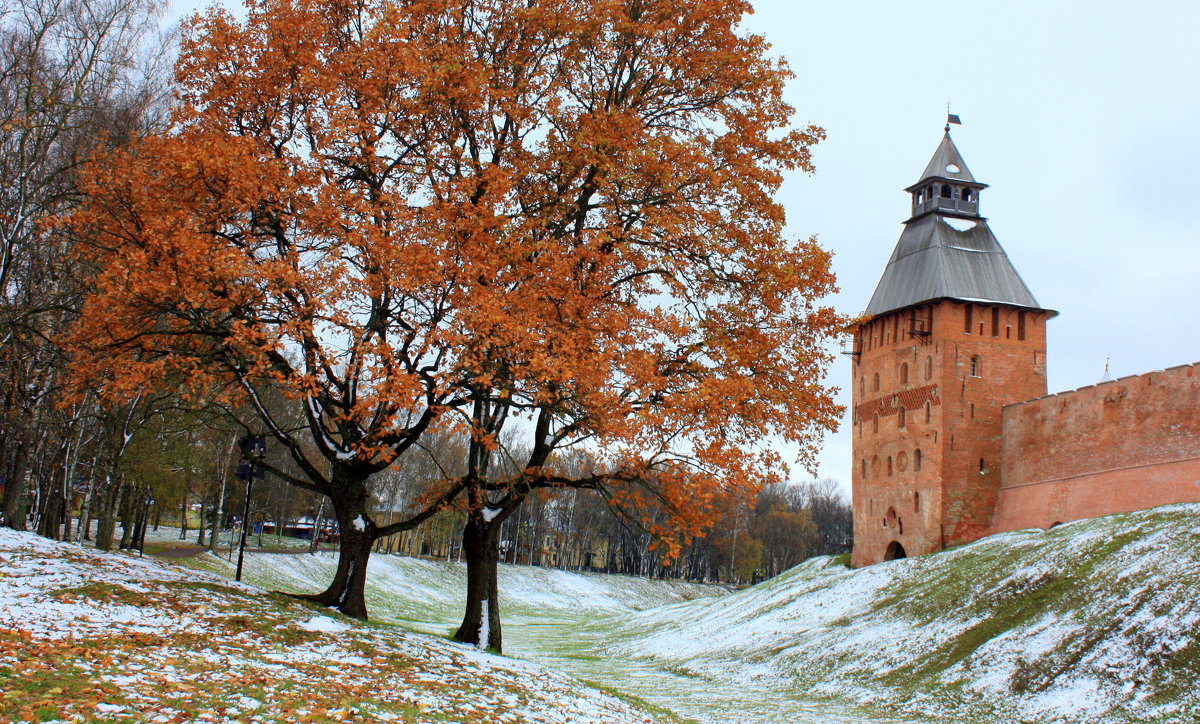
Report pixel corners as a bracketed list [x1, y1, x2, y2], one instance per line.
[140, 524, 314, 551]
[189, 538, 920, 723]
[10, 503, 1200, 723]
[187, 548, 723, 636]
[190, 503, 1200, 723]
[0, 528, 681, 724]
[600, 504, 1200, 723]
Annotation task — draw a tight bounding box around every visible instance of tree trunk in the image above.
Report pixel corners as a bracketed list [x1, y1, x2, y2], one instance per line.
[453, 516, 502, 652]
[309, 497, 325, 553]
[301, 485, 375, 620]
[1, 425, 32, 529]
[209, 476, 226, 553]
[129, 491, 147, 551]
[178, 486, 188, 540]
[136, 499, 150, 552]
[61, 471, 72, 543]
[38, 479, 63, 540]
[76, 457, 99, 543]
[118, 485, 136, 549]
[95, 478, 120, 551]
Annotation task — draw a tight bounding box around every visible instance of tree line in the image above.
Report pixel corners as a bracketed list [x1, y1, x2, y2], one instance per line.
[377, 446, 851, 586]
[0, 0, 172, 540]
[0, 0, 847, 653]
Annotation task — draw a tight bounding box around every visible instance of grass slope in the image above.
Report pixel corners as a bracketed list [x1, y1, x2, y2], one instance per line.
[187, 549, 724, 636]
[605, 503, 1200, 723]
[204, 504, 1200, 723]
[19, 504, 1198, 723]
[186, 538, 921, 723]
[0, 529, 679, 724]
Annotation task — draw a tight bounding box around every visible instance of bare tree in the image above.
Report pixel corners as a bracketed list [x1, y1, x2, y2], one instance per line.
[0, 0, 171, 529]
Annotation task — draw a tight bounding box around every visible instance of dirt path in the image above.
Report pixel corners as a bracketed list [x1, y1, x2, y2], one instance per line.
[153, 545, 208, 559]
[152, 544, 319, 560]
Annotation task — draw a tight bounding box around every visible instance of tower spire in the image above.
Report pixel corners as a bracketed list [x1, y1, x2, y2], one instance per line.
[864, 131, 1053, 319]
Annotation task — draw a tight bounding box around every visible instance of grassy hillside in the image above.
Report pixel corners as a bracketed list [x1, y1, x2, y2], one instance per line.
[187, 547, 724, 635]
[13, 503, 1198, 723]
[0, 529, 680, 724]
[199, 504, 1200, 723]
[603, 503, 1200, 723]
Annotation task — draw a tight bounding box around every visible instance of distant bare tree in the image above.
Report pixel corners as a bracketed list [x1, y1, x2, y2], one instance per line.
[0, 0, 171, 529]
[800, 478, 854, 556]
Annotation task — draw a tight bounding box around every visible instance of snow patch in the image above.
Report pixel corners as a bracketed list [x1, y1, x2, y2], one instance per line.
[941, 216, 977, 231]
[298, 615, 351, 633]
[352, 515, 366, 532]
[478, 599, 490, 651]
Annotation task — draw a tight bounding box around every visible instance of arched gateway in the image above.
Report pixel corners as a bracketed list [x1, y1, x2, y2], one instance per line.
[884, 541, 907, 561]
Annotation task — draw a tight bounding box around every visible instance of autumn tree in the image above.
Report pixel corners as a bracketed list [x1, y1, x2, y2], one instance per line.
[67, 0, 842, 628]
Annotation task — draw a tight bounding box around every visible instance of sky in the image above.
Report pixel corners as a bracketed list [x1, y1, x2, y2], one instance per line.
[166, 0, 1200, 497]
[737, 1, 1200, 494]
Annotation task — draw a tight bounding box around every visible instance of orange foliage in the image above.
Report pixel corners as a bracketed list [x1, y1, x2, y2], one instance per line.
[66, 0, 843, 549]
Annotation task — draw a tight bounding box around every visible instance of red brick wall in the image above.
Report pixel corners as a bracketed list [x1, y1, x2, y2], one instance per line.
[993, 363, 1200, 533]
[849, 304, 944, 567]
[936, 303, 1049, 548]
[850, 300, 1051, 566]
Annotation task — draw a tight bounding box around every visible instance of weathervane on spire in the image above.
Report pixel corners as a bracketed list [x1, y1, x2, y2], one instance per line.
[945, 104, 962, 133]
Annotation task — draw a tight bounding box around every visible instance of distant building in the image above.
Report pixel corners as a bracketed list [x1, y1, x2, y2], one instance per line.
[849, 130, 1200, 567]
[260, 516, 336, 542]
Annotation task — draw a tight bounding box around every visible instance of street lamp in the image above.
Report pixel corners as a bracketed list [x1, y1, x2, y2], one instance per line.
[235, 434, 266, 582]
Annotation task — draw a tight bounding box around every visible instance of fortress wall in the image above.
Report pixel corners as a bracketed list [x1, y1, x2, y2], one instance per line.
[992, 362, 1200, 533]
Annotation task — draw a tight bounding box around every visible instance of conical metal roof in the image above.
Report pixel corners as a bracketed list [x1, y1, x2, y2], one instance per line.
[909, 131, 979, 188]
[865, 132, 1053, 317]
[865, 215, 1046, 316]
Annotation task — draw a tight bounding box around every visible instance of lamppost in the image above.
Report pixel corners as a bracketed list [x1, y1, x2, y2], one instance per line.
[235, 434, 266, 582]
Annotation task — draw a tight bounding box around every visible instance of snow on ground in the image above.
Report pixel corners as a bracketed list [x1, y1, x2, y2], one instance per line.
[204, 504, 1200, 723]
[600, 504, 1200, 723]
[16, 504, 1200, 723]
[0, 528, 673, 724]
[204, 537, 925, 723]
[191, 546, 724, 633]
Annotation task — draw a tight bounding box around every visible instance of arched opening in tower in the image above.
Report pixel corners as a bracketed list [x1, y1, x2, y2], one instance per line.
[884, 541, 907, 561]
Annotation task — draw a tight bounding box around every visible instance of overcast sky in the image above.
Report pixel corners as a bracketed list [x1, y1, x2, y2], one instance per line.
[167, 0, 1200, 497]
[739, 1, 1200, 494]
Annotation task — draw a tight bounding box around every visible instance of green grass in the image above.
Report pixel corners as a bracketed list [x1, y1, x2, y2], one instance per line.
[53, 581, 156, 607]
[580, 679, 699, 724]
[149, 504, 1200, 724]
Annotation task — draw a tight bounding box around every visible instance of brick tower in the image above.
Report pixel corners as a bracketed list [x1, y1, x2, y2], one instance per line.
[849, 130, 1056, 567]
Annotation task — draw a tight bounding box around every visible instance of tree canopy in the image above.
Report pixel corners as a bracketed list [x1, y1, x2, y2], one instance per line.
[67, 0, 844, 625]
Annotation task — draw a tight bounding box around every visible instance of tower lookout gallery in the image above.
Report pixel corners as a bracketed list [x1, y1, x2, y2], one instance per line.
[849, 130, 1200, 568]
